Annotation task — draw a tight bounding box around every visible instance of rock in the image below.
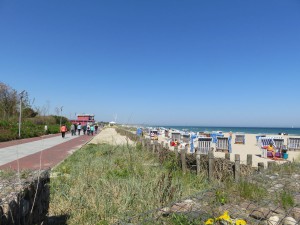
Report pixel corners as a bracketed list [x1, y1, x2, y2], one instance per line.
[249, 207, 271, 220]
[273, 184, 284, 189]
[282, 216, 297, 225]
[170, 202, 193, 212]
[183, 199, 194, 204]
[158, 207, 170, 216]
[290, 207, 300, 221]
[267, 216, 279, 225]
[258, 221, 268, 225]
[21, 199, 30, 216]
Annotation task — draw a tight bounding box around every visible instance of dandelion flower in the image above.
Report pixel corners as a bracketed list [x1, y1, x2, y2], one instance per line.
[205, 218, 214, 225]
[216, 211, 232, 223]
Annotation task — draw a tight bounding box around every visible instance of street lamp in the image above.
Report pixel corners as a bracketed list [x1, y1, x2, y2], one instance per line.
[18, 90, 25, 138]
[59, 106, 63, 127]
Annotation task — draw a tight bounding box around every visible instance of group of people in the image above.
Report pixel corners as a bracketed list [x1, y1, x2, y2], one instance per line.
[60, 123, 99, 138]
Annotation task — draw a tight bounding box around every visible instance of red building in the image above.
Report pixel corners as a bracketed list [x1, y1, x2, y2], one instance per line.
[70, 114, 95, 126]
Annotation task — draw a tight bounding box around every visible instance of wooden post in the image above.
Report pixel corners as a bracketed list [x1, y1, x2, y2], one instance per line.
[225, 153, 230, 160]
[258, 162, 264, 172]
[181, 147, 187, 174]
[156, 144, 161, 158]
[174, 146, 178, 159]
[235, 154, 240, 182]
[196, 150, 201, 175]
[208, 150, 214, 181]
[165, 143, 169, 149]
[142, 139, 146, 148]
[247, 154, 252, 166]
[152, 143, 156, 153]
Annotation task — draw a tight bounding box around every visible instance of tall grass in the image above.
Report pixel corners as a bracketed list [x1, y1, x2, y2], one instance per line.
[49, 143, 209, 224]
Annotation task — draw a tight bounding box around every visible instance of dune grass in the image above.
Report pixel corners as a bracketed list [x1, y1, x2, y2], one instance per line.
[49, 143, 209, 224]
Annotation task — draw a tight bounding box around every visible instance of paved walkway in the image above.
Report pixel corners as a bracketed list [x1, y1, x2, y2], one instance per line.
[0, 133, 96, 170]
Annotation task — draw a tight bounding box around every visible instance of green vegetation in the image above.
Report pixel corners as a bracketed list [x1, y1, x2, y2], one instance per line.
[0, 116, 70, 141]
[49, 143, 209, 224]
[277, 190, 295, 209]
[0, 82, 71, 141]
[236, 180, 267, 202]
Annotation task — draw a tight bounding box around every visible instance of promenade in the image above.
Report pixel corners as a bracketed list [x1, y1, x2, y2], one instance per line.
[0, 133, 94, 170]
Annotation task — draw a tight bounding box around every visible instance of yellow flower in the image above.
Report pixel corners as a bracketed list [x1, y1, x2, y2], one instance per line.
[205, 218, 214, 225]
[235, 219, 247, 225]
[216, 211, 232, 223]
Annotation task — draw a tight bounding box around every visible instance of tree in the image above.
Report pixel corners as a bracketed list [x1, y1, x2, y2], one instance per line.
[0, 82, 30, 119]
[0, 82, 18, 119]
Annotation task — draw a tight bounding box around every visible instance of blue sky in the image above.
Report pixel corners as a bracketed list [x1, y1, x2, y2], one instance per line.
[1, 0, 299, 127]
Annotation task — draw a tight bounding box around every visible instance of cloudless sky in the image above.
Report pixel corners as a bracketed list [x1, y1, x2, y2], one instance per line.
[1, 0, 300, 127]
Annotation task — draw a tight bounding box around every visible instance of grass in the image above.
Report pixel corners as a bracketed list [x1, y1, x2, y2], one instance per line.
[0, 169, 16, 179]
[49, 143, 209, 224]
[277, 190, 295, 209]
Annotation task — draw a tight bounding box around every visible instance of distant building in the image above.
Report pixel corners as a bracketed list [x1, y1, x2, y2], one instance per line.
[71, 114, 95, 126]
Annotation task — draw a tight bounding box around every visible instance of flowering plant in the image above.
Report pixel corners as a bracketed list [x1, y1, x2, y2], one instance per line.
[204, 211, 247, 225]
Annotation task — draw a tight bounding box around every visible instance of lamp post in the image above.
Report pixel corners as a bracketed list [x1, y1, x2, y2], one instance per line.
[18, 90, 25, 138]
[59, 106, 63, 127]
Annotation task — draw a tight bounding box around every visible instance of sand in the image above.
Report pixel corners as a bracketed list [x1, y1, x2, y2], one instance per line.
[89, 127, 134, 146]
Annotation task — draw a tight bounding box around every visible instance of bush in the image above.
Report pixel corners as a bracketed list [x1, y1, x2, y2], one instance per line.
[0, 116, 64, 142]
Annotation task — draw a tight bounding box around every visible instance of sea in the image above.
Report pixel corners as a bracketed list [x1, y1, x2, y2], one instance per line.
[153, 126, 300, 136]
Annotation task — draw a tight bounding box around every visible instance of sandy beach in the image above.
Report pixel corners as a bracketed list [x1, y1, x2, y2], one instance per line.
[89, 127, 134, 146]
[156, 132, 300, 168]
[90, 127, 299, 168]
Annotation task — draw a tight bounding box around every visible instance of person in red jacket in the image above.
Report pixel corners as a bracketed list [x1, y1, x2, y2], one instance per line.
[60, 124, 67, 138]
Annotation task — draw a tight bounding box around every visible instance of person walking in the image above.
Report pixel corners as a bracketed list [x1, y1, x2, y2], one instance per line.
[60, 124, 67, 138]
[87, 124, 91, 135]
[74, 123, 77, 135]
[77, 123, 82, 135]
[70, 124, 75, 136]
[95, 124, 98, 134]
[90, 124, 95, 136]
[83, 124, 87, 135]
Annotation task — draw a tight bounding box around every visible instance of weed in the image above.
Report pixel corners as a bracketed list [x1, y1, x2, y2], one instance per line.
[236, 180, 267, 202]
[277, 191, 294, 209]
[0, 169, 16, 179]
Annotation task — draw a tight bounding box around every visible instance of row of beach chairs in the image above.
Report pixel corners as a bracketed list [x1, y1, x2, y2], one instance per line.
[197, 136, 300, 156]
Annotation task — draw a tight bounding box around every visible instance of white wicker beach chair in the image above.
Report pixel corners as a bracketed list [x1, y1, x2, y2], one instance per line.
[287, 138, 300, 151]
[235, 134, 245, 144]
[197, 137, 212, 154]
[216, 137, 229, 152]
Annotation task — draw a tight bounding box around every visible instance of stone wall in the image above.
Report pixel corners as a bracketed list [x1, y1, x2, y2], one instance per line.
[0, 170, 50, 225]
